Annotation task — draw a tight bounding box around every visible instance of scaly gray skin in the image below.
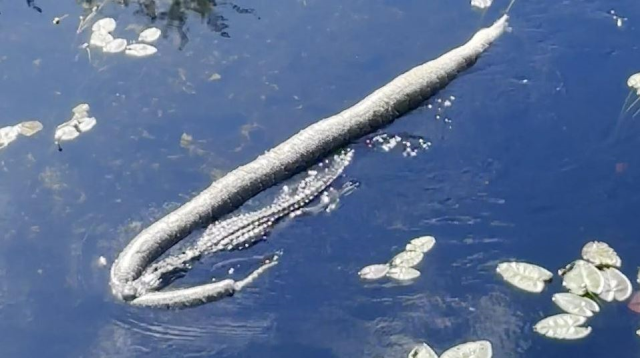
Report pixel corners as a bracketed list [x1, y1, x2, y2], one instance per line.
[111, 15, 509, 307]
[130, 149, 354, 298]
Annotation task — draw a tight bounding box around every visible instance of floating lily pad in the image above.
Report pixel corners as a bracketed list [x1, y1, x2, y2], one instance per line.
[496, 261, 553, 293]
[72, 103, 90, 115]
[552, 293, 599, 317]
[125, 43, 157, 57]
[103, 38, 127, 53]
[387, 266, 420, 281]
[54, 126, 80, 142]
[407, 343, 438, 358]
[77, 117, 97, 132]
[581, 241, 621, 267]
[533, 314, 592, 340]
[406, 235, 436, 253]
[91, 17, 116, 33]
[0, 126, 20, 149]
[599, 267, 632, 302]
[470, 0, 493, 10]
[55, 104, 98, 145]
[139, 27, 161, 43]
[17, 120, 43, 136]
[561, 260, 605, 295]
[358, 264, 389, 280]
[628, 73, 640, 90]
[440, 340, 492, 358]
[391, 250, 424, 268]
[90, 31, 114, 47]
[0, 120, 43, 150]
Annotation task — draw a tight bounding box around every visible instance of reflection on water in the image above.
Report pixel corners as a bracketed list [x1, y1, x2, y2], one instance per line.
[88, 310, 275, 357]
[278, 290, 528, 358]
[26, 0, 43, 13]
[3, 0, 640, 356]
[74, 0, 256, 49]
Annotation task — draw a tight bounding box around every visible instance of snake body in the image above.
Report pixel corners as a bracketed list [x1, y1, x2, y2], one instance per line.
[130, 150, 354, 302]
[111, 16, 509, 308]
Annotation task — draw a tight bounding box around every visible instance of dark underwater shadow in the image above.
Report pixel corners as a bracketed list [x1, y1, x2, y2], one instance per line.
[26, 0, 43, 13]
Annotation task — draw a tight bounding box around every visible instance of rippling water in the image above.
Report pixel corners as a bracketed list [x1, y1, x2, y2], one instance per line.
[2, 0, 640, 357]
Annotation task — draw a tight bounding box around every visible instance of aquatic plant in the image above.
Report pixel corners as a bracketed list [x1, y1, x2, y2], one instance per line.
[610, 72, 640, 141]
[76, 0, 256, 49]
[533, 314, 592, 340]
[552, 293, 599, 317]
[496, 261, 553, 293]
[81, 16, 159, 59]
[0, 120, 43, 150]
[358, 235, 436, 282]
[497, 240, 637, 342]
[54, 103, 97, 151]
[408, 340, 492, 358]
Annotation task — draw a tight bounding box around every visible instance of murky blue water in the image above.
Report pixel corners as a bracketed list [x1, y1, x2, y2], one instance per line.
[2, 0, 640, 357]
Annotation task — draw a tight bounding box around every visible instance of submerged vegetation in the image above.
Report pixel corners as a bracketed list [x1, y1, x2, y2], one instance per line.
[3, 0, 640, 356]
[26, 0, 43, 13]
[75, 0, 257, 49]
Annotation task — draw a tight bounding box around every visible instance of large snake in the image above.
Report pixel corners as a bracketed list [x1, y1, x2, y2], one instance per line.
[110, 15, 510, 308]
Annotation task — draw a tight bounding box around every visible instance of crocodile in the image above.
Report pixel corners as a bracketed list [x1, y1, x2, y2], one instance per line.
[129, 149, 354, 300]
[110, 15, 510, 308]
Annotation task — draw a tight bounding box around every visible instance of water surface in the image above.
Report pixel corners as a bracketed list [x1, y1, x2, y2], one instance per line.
[1, 0, 640, 357]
